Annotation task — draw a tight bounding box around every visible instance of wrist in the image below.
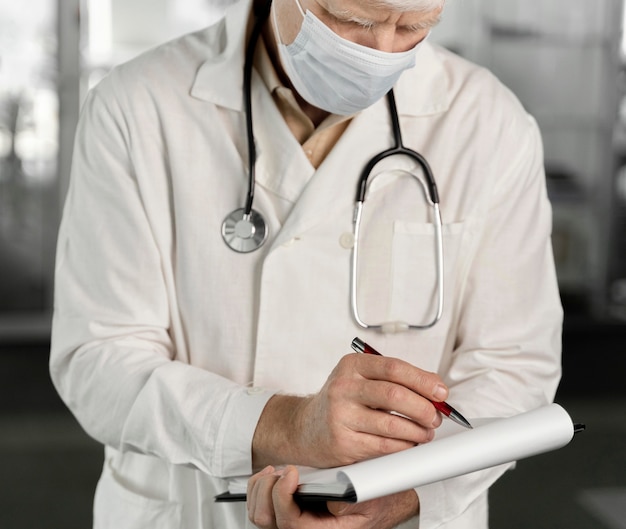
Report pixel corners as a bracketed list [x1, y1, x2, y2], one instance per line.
[408, 489, 421, 520]
[394, 489, 420, 526]
[251, 394, 310, 471]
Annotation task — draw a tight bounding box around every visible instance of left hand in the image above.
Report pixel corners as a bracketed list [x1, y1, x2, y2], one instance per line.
[247, 465, 420, 529]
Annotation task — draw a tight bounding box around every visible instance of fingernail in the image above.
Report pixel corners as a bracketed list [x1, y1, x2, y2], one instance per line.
[279, 466, 293, 479]
[434, 384, 448, 401]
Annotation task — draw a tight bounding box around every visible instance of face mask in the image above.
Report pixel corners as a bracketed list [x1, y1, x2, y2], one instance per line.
[273, 0, 425, 115]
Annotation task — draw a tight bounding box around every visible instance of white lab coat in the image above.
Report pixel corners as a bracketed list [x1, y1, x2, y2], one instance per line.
[50, 0, 563, 527]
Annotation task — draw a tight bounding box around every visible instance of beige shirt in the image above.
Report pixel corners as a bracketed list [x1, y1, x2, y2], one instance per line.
[255, 36, 351, 170]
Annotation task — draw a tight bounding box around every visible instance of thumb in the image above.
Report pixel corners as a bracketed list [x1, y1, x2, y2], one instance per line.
[327, 500, 359, 517]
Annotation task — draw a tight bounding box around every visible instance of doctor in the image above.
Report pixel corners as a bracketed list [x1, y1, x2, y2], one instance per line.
[50, 0, 563, 528]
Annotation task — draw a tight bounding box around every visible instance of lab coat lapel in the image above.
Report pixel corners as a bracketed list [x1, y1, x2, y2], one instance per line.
[251, 74, 316, 204]
[266, 101, 405, 251]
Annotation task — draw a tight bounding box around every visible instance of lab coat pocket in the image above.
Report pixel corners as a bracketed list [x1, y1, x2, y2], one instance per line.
[389, 221, 464, 332]
[94, 460, 182, 529]
[356, 219, 465, 333]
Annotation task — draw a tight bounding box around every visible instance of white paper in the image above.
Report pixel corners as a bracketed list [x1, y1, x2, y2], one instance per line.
[335, 403, 575, 502]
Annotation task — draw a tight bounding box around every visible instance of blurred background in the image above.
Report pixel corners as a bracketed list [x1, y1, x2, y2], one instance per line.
[0, 0, 625, 527]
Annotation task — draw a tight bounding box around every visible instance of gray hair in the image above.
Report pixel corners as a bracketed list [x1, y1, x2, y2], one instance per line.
[369, 0, 445, 12]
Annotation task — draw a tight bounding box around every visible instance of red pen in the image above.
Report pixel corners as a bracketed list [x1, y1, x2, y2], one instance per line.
[351, 337, 473, 429]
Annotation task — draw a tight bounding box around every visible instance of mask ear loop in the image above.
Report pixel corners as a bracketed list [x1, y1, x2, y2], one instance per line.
[293, 0, 306, 18]
[272, 0, 305, 46]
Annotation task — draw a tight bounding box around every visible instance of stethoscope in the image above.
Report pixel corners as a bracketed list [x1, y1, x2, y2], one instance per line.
[221, 0, 444, 331]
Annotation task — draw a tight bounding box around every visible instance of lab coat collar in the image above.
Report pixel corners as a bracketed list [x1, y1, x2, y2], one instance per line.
[190, 0, 450, 118]
[394, 42, 450, 117]
[190, 0, 252, 111]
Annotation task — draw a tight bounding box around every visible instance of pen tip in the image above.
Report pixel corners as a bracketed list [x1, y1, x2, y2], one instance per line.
[449, 409, 473, 429]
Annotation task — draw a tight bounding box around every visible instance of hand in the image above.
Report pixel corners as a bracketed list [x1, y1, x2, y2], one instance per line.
[247, 465, 420, 529]
[253, 353, 448, 469]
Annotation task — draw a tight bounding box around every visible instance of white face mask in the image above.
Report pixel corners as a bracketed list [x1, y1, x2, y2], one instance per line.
[273, 0, 425, 115]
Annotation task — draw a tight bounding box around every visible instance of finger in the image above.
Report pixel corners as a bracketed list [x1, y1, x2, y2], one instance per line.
[357, 379, 442, 429]
[247, 465, 275, 494]
[272, 465, 304, 525]
[327, 499, 359, 517]
[247, 465, 275, 510]
[247, 467, 281, 529]
[327, 489, 420, 526]
[340, 393, 434, 437]
[350, 406, 437, 446]
[342, 429, 421, 461]
[352, 353, 449, 402]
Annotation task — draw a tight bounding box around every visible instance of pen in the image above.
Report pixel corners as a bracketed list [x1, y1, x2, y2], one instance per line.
[351, 337, 473, 429]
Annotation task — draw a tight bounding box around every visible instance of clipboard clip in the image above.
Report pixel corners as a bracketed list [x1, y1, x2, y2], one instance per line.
[574, 423, 586, 434]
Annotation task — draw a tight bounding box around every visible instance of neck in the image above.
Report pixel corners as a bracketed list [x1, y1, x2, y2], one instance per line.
[259, 0, 330, 127]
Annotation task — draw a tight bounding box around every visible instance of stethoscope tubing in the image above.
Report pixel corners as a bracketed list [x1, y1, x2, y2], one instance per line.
[242, 0, 273, 217]
[350, 91, 444, 332]
[221, 0, 273, 253]
[357, 91, 439, 205]
[225, 0, 444, 331]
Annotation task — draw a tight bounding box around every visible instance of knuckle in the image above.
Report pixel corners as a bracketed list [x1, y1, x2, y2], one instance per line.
[377, 436, 394, 454]
[380, 413, 400, 437]
[413, 369, 432, 391]
[251, 511, 273, 528]
[415, 398, 437, 424]
[327, 375, 350, 398]
[381, 358, 403, 379]
[377, 435, 409, 455]
[338, 353, 358, 371]
[383, 383, 404, 405]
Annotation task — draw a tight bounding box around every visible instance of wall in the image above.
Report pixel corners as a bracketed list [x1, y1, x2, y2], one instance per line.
[432, 0, 625, 318]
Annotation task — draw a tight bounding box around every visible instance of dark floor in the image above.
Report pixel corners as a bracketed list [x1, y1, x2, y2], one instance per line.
[1, 316, 625, 529]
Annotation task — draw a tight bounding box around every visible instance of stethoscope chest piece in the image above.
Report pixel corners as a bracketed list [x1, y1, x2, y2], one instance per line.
[221, 208, 268, 253]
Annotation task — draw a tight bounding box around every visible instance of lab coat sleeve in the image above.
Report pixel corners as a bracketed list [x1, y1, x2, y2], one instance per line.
[416, 114, 563, 528]
[50, 85, 273, 478]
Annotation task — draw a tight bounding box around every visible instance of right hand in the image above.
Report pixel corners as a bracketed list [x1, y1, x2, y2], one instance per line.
[252, 352, 448, 470]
